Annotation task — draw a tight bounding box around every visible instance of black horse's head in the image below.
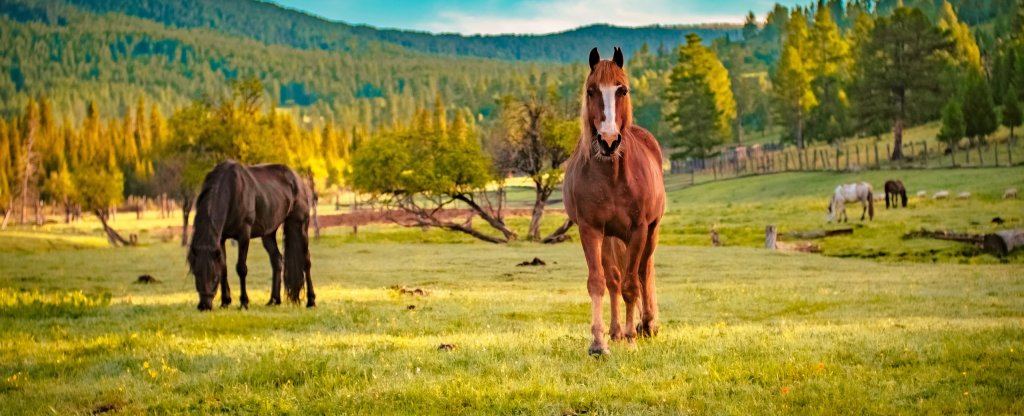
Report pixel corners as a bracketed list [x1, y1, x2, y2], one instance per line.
[188, 244, 224, 311]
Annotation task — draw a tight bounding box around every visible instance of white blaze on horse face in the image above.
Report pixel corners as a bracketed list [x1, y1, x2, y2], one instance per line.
[598, 84, 620, 143]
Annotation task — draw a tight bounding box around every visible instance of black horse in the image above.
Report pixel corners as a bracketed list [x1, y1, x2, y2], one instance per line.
[884, 179, 908, 209]
[188, 161, 316, 310]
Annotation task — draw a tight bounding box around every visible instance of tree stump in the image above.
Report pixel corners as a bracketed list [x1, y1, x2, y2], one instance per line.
[765, 225, 777, 250]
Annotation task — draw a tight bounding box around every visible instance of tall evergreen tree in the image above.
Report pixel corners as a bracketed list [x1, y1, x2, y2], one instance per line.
[962, 72, 998, 144]
[1004, 84, 1023, 140]
[937, 98, 965, 150]
[851, 7, 952, 160]
[665, 33, 736, 160]
[806, 6, 852, 143]
[937, 1, 983, 73]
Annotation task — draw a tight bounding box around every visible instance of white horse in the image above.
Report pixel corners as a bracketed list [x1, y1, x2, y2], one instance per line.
[827, 182, 874, 223]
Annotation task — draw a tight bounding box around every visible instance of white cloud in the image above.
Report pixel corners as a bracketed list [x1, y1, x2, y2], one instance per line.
[419, 0, 748, 35]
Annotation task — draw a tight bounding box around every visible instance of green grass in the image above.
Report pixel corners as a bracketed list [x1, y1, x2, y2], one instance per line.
[1, 241, 1023, 414]
[2, 165, 1024, 413]
[659, 166, 1024, 264]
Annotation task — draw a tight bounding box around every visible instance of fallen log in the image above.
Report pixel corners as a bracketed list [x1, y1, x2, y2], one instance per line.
[983, 230, 1024, 256]
[784, 228, 853, 239]
[903, 229, 984, 244]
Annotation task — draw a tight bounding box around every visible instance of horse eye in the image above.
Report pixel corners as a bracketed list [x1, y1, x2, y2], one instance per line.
[587, 90, 595, 98]
[618, 87, 628, 96]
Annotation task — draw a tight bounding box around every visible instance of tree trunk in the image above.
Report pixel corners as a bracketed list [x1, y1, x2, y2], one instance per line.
[453, 194, 518, 241]
[181, 197, 193, 247]
[891, 117, 905, 161]
[527, 181, 553, 242]
[542, 220, 574, 244]
[96, 209, 132, 247]
[1, 208, 10, 230]
[63, 197, 71, 224]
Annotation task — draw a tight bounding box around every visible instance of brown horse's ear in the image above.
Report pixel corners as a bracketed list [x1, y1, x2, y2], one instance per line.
[613, 47, 624, 68]
[589, 47, 600, 71]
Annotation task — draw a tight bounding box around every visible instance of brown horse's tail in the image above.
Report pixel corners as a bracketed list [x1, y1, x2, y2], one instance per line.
[868, 191, 875, 220]
[283, 217, 309, 303]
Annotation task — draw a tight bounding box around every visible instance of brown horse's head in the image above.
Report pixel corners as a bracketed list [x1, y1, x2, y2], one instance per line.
[581, 47, 632, 159]
[188, 243, 224, 311]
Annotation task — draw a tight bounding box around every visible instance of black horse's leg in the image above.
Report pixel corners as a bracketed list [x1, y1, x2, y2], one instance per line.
[302, 220, 316, 308]
[236, 234, 251, 310]
[220, 239, 231, 308]
[262, 232, 283, 306]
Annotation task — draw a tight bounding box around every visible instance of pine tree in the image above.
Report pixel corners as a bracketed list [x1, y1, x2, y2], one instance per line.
[937, 98, 965, 150]
[665, 33, 735, 160]
[773, 8, 816, 148]
[851, 7, 952, 160]
[807, 6, 852, 143]
[962, 73, 998, 144]
[1003, 84, 1022, 141]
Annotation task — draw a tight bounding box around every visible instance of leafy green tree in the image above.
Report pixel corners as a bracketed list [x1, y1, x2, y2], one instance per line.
[665, 33, 735, 160]
[851, 6, 952, 160]
[42, 161, 76, 223]
[74, 167, 130, 246]
[490, 93, 576, 241]
[937, 98, 965, 150]
[1004, 84, 1023, 140]
[351, 115, 513, 243]
[743, 11, 760, 40]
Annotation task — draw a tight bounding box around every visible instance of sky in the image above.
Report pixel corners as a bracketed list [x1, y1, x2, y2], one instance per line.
[270, 0, 787, 35]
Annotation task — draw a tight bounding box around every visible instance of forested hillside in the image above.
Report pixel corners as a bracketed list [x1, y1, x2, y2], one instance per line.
[40, 0, 742, 62]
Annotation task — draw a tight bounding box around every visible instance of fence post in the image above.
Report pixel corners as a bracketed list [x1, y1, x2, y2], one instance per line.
[886, 143, 891, 164]
[950, 146, 956, 167]
[835, 148, 841, 171]
[874, 142, 880, 169]
[977, 143, 984, 166]
[966, 143, 971, 164]
[812, 149, 818, 170]
[856, 145, 862, 167]
[784, 151, 789, 171]
[922, 141, 928, 168]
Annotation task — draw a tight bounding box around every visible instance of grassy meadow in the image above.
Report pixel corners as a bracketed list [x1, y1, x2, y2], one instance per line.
[1, 166, 1023, 414]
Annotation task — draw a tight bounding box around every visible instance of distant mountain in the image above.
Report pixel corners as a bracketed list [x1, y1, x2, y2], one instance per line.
[47, 0, 743, 62]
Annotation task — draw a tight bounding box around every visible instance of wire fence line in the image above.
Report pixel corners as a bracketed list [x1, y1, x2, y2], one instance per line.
[666, 137, 1023, 190]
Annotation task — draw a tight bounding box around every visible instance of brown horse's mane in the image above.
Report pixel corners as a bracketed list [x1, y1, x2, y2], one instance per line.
[573, 60, 633, 163]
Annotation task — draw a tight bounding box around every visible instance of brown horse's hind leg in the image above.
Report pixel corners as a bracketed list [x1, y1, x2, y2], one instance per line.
[262, 232, 283, 306]
[302, 220, 315, 308]
[637, 222, 660, 338]
[579, 225, 609, 356]
[602, 238, 624, 342]
[236, 234, 251, 310]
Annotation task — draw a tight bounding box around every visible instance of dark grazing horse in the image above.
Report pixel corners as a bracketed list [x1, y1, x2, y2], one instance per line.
[884, 179, 908, 208]
[188, 161, 315, 310]
[563, 47, 667, 355]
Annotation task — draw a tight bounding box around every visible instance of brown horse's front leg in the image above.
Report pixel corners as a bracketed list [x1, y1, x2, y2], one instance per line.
[622, 225, 649, 342]
[602, 238, 624, 342]
[638, 222, 660, 337]
[579, 225, 608, 356]
[235, 235, 251, 310]
[219, 239, 231, 308]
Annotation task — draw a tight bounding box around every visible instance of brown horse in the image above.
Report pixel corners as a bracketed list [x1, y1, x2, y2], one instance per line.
[884, 179, 907, 208]
[563, 47, 666, 356]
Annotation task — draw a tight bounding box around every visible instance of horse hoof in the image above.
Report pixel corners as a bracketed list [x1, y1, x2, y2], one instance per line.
[239, 304, 248, 310]
[306, 301, 316, 308]
[588, 346, 610, 357]
[637, 323, 659, 338]
[266, 299, 281, 306]
[220, 302, 231, 309]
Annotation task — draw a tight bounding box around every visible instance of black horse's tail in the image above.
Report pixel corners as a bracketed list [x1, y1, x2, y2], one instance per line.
[868, 191, 875, 220]
[283, 217, 308, 303]
[900, 189, 908, 207]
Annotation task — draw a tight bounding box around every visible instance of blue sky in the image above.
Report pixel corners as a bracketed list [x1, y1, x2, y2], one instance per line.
[270, 0, 788, 35]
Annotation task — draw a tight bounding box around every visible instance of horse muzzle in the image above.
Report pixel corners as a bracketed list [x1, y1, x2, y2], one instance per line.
[597, 133, 622, 157]
[197, 294, 215, 311]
